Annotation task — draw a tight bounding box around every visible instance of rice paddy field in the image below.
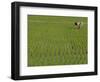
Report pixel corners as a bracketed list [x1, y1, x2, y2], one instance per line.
[28, 15, 88, 66]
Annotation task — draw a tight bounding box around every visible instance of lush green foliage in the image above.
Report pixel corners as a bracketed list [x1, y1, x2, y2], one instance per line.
[28, 15, 88, 66]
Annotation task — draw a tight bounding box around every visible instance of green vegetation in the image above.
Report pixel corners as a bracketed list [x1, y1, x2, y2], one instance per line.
[28, 15, 88, 66]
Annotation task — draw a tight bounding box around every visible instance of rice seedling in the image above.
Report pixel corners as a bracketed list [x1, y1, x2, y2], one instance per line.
[28, 15, 88, 66]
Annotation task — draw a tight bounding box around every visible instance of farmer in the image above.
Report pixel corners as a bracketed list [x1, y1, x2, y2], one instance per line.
[74, 22, 83, 29]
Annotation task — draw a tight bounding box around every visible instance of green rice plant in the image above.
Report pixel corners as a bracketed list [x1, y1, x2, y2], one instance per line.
[28, 15, 88, 66]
